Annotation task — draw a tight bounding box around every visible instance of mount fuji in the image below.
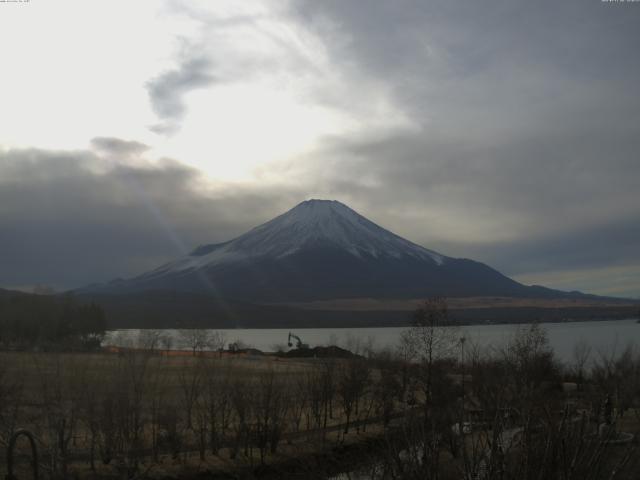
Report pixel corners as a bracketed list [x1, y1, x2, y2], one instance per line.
[81, 199, 571, 302]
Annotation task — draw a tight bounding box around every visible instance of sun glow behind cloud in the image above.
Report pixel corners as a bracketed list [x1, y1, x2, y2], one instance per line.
[0, 0, 410, 183]
[153, 84, 354, 180]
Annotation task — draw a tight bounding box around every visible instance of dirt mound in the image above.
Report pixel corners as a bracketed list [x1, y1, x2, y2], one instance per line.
[281, 345, 359, 359]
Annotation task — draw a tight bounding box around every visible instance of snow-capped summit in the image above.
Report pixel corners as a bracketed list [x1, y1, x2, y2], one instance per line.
[81, 199, 550, 301]
[156, 200, 445, 276]
[242, 199, 445, 263]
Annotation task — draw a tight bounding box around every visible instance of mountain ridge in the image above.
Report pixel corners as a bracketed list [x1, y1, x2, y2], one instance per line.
[78, 199, 594, 303]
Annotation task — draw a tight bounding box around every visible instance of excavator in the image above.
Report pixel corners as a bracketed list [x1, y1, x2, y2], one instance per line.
[287, 331, 309, 349]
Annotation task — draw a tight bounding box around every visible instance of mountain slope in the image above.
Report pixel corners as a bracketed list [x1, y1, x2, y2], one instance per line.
[80, 199, 579, 302]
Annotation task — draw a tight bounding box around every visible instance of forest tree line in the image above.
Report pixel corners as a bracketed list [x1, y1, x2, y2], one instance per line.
[0, 292, 106, 350]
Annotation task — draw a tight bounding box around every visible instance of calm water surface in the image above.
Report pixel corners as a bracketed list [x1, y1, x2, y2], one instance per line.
[105, 319, 639, 362]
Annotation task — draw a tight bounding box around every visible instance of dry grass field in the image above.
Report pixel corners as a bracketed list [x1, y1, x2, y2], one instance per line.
[0, 349, 400, 479]
[3, 319, 640, 480]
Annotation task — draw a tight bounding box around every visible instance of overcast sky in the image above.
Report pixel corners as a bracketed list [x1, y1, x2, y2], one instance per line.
[1, 0, 639, 298]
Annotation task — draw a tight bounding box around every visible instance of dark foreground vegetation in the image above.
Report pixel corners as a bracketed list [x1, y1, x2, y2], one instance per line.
[2, 298, 640, 479]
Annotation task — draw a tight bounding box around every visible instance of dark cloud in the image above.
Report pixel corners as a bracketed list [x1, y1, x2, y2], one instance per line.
[272, 0, 640, 296]
[91, 137, 150, 157]
[0, 133, 637, 296]
[284, 126, 639, 278]
[146, 54, 216, 134]
[0, 146, 301, 290]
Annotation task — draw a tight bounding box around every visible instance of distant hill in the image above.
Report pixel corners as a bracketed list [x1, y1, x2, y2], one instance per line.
[76, 289, 638, 329]
[0, 287, 28, 299]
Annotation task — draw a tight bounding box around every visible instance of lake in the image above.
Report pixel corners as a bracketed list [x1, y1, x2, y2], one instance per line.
[105, 318, 640, 363]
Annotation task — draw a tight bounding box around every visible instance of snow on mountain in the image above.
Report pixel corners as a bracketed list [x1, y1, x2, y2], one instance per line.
[146, 199, 446, 277]
[81, 198, 569, 302]
[74, 199, 607, 317]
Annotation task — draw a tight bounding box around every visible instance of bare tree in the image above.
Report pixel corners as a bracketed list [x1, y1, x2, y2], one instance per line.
[229, 377, 251, 460]
[305, 361, 336, 444]
[400, 297, 459, 476]
[210, 331, 227, 355]
[0, 355, 23, 445]
[147, 359, 170, 462]
[137, 329, 163, 352]
[203, 360, 233, 455]
[160, 333, 174, 353]
[32, 354, 85, 478]
[502, 323, 560, 418]
[103, 349, 155, 475]
[372, 356, 402, 430]
[78, 356, 104, 472]
[290, 371, 310, 433]
[177, 358, 204, 430]
[337, 359, 370, 434]
[179, 329, 210, 356]
[591, 343, 638, 420]
[252, 368, 288, 463]
[571, 338, 592, 383]
[178, 329, 226, 356]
